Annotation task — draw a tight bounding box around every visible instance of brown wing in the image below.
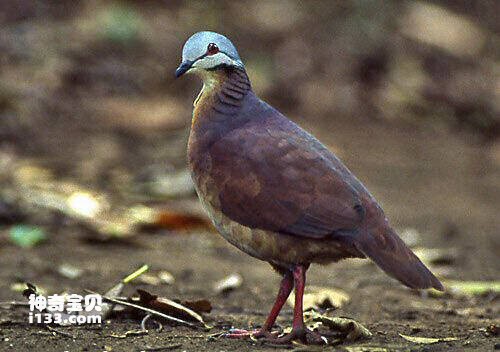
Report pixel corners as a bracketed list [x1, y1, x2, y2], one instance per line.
[208, 117, 366, 238]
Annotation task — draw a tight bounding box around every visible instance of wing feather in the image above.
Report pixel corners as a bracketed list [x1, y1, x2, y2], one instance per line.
[208, 116, 365, 238]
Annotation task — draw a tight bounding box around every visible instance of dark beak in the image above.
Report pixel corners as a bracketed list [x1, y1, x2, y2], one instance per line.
[175, 60, 193, 78]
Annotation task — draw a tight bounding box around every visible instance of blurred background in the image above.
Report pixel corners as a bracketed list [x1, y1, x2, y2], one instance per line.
[0, 1, 499, 350]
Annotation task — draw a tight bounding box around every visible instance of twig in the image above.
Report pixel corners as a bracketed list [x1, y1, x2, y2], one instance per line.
[110, 330, 148, 338]
[0, 301, 30, 308]
[141, 314, 163, 332]
[139, 343, 182, 351]
[86, 290, 198, 328]
[123, 264, 149, 284]
[46, 326, 76, 339]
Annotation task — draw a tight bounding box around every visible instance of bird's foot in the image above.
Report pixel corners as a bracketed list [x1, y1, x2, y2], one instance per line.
[222, 328, 278, 339]
[267, 327, 327, 345]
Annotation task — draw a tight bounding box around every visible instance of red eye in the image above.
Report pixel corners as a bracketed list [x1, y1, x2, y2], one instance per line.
[207, 43, 219, 55]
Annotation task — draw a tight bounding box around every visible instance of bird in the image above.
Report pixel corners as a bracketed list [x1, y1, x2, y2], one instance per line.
[175, 31, 444, 344]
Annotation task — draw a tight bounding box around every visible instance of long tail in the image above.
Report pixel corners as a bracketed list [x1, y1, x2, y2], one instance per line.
[354, 225, 444, 291]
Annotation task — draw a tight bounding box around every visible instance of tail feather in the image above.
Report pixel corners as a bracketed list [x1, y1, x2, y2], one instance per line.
[354, 226, 444, 291]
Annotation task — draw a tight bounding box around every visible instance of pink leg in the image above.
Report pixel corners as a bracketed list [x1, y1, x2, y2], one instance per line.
[292, 265, 306, 330]
[254, 270, 293, 336]
[224, 271, 293, 339]
[272, 265, 326, 344]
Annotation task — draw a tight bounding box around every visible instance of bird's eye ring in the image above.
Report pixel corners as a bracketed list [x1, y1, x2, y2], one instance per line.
[207, 43, 219, 55]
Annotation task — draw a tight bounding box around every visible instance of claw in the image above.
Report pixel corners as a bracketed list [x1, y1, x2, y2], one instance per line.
[223, 328, 279, 340]
[268, 327, 328, 345]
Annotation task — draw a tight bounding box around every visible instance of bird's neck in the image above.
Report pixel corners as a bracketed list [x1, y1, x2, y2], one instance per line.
[189, 67, 254, 155]
[193, 67, 251, 121]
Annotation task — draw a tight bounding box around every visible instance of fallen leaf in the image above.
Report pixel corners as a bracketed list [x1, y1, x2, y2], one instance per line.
[100, 294, 200, 329]
[213, 273, 243, 294]
[138, 274, 162, 286]
[486, 324, 498, 336]
[139, 343, 183, 351]
[22, 283, 38, 298]
[8, 162, 211, 239]
[153, 210, 212, 231]
[158, 271, 175, 285]
[142, 169, 195, 198]
[128, 205, 212, 232]
[447, 280, 500, 296]
[110, 330, 148, 338]
[9, 225, 46, 248]
[399, 228, 421, 247]
[401, 2, 486, 57]
[428, 280, 500, 298]
[13, 282, 46, 296]
[412, 247, 458, 266]
[179, 299, 212, 314]
[399, 333, 459, 344]
[304, 311, 372, 341]
[345, 347, 390, 352]
[100, 265, 150, 319]
[66, 191, 102, 218]
[136, 289, 208, 327]
[288, 286, 350, 311]
[57, 264, 83, 279]
[137, 271, 176, 286]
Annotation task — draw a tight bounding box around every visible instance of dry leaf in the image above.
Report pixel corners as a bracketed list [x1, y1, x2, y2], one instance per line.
[288, 286, 350, 311]
[100, 295, 199, 328]
[153, 210, 212, 231]
[57, 264, 83, 279]
[143, 169, 195, 198]
[179, 299, 212, 314]
[100, 265, 149, 318]
[304, 311, 372, 341]
[399, 333, 458, 344]
[110, 330, 149, 338]
[158, 271, 175, 285]
[399, 228, 421, 247]
[213, 273, 243, 294]
[401, 2, 486, 57]
[136, 289, 207, 326]
[412, 247, 458, 266]
[66, 191, 102, 218]
[138, 274, 162, 286]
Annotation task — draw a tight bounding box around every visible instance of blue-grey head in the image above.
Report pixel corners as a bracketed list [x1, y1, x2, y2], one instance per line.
[175, 31, 244, 78]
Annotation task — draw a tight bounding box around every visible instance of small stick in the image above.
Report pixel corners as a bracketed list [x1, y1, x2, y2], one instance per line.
[86, 290, 198, 328]
[123, 264, 149, 284]
[46, 326, 76, 339]
[141, 314, 163, 332]
[140, 343, 183, 351]
[0, 301, 30, 308]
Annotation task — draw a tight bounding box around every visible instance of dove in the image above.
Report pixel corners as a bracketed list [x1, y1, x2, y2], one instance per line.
[175, 31, 443, 344]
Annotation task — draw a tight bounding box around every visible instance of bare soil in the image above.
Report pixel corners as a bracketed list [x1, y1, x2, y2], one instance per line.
[0, 118, 498, 352]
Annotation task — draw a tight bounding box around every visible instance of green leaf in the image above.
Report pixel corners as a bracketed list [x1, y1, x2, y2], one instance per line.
[447, 280, 500, 295]
[9, 225, 46, 248]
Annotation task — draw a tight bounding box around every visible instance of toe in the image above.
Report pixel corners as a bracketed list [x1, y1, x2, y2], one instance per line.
[267, 327, 327, 345]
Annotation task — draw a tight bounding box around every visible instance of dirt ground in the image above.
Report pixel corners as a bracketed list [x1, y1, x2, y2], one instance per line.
[0, 118, 498, 352]
[1, 2, 499, 351]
